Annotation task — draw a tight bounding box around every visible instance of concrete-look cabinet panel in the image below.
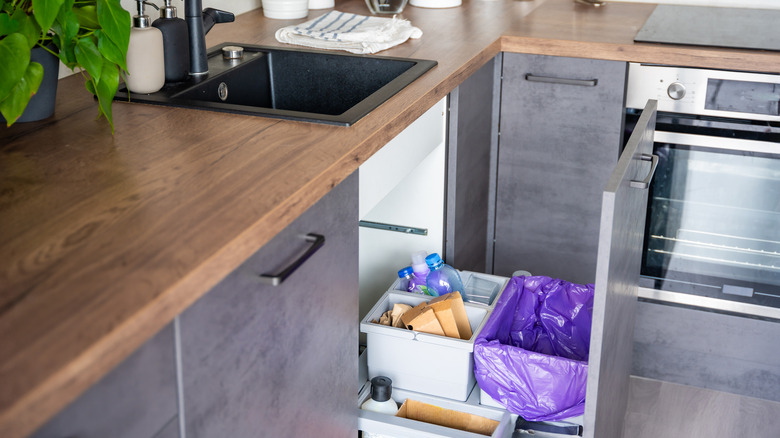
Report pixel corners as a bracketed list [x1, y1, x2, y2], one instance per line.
[632, 301, 780, 402]
[446, 56, 500, 274]
[584, 101, 656, 438]
[179, 172, 358, 438]
[494, 53, 627, 285]
[30, 324, 178, 438]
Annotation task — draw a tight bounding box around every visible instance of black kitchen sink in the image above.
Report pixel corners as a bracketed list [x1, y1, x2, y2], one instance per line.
[114, 43, 437, 126]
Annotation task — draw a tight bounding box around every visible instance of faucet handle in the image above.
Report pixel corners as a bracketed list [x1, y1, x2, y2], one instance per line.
[202, 8, 235, 33]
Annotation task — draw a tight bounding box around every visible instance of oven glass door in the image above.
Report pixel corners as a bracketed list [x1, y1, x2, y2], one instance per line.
[626, 111, 780, 310]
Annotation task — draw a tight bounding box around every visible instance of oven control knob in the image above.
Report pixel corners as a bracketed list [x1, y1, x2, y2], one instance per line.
[667, 82, 686, 100]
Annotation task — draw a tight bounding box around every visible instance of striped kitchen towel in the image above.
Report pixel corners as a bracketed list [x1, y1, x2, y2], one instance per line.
[274, 11, 423, 54]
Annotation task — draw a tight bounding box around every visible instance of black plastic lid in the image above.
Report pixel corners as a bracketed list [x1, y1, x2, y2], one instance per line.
[370, 376, 393, 402]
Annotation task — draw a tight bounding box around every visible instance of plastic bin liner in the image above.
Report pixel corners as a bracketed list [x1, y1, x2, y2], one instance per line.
[474, 276, 594, 421]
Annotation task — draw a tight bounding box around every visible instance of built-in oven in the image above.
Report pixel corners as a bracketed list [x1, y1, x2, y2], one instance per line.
[625, 63, 780, 320]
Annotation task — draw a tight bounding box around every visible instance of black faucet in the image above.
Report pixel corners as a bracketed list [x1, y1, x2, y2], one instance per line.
[184, 0, 235, 75]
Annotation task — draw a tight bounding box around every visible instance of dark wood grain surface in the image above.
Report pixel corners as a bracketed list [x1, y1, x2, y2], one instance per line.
[2, 0, 779, 436]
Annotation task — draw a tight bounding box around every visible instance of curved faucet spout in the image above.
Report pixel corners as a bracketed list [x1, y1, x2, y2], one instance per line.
[184, 0, 234, 75]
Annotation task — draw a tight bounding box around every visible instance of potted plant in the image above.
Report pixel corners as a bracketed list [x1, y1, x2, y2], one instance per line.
[0, 0, 130, 131]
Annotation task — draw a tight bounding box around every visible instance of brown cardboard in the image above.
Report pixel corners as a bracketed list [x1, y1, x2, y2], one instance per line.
[390, 303, 412, 328]
[396, 399, 499, 436]
[427, 297, 460, 339]
[428, 291, 473, 340]
[400, 303, 445, 336]
[372, 303, 413, 328]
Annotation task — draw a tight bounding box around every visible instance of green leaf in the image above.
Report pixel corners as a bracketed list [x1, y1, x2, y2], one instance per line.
[96, 29, 125, 72]
[85, 77, 96, 95]
[96, 0, 129, 53]
[0, 12, 18, 37]
[75, 37, 102, 83]
[72, 4, 99, 29]
[32, 0, 66, 32]
[0, 61, 44, 126]
[11, 8, 43, 48]
[52, 2, 79, 67]
[0, 0, 13, 15]
[94, 61, 118, 131]
[0, 33, 30, 102]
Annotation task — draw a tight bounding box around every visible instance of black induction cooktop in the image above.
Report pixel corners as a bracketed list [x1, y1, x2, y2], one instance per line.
[635, 5, 780, 52]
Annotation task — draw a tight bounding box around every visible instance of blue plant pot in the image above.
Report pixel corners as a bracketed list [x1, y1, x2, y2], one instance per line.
[1, 45, 60, 124]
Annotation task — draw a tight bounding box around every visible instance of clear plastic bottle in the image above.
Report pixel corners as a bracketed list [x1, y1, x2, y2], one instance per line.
[397, 266, 427, 295]
[410, 251, 430, 294]
[361, 376, 399, 438]
[425, 253, 466, 298]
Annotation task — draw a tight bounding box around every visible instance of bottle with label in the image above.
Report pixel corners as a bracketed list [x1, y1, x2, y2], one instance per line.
[361, 376, 399, 438]
[126, 0, 165, 94]
[425, 253, 466, 298]
[152, 0, 190, 82]
[397, 267, 426, 295]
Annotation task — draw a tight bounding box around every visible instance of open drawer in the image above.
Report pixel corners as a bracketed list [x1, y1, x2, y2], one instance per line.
[357, 382, 513, 438]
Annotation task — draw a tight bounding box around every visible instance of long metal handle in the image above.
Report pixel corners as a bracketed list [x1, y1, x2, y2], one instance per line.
[259, 233, 325, 286]
[629, 154, 659, 189]
[655, 131, 780, 155]
[525, 74, 598, 87]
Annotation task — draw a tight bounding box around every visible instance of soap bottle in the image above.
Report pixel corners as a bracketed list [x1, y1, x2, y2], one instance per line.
[152, 0, 190, 82]
[361, 377, 399, 438]
[126, 0, 165, 94]
[361, 376, 399, 428]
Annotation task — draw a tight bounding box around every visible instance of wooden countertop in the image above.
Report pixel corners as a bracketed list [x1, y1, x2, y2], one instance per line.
[1, 0, 778, 436]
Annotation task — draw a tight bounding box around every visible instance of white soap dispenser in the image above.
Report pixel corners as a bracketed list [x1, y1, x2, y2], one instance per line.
[126, 0, 165, 94]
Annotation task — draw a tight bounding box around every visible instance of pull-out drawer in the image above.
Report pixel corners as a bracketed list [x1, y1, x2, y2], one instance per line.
[358, 382, 513, 438]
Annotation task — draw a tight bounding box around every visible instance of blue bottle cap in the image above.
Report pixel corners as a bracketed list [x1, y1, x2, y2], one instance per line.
[397, 266, 414, 278]
[425, 253, 443, 269]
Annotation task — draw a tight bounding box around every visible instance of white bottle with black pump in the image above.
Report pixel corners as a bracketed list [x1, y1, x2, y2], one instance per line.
[361, 376, 399, 438]
[152, 0, 189, 82]
[126, 0, 165, 94]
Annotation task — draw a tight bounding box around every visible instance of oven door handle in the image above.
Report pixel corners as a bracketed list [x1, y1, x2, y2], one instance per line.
[630, 153, 659, 189]
[655, 131, 780, 154]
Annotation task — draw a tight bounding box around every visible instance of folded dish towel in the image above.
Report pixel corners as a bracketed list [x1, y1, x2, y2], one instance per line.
[275, 11, 423, 54]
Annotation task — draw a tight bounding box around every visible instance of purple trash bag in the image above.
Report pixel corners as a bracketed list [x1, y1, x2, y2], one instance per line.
[474, 276, 594, 421]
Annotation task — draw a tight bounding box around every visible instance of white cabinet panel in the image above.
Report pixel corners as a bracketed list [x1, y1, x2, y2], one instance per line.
[359, 99, 446, 219]
[359, 143, 445, 322]
[358, 98, 447, 325]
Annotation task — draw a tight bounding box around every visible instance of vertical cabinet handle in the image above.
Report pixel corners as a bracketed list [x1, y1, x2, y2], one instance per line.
[525, 74, 598, 87]
[259, 233, 325, 286]
[629, 154, 659, 189]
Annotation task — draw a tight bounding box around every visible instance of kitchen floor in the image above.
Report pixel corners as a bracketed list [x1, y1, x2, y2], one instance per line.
[624, 376, 780, 437]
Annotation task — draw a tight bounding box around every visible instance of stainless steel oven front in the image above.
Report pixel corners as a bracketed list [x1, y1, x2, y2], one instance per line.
[625, 63, 780, 320]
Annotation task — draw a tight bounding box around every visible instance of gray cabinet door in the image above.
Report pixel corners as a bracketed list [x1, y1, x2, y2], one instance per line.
[584, 101, 657, 438]
[30, 324, 178, 438]
[446, 56, 500, 273]
[179, 172, 358, 438]
[494, 53, 627, 284]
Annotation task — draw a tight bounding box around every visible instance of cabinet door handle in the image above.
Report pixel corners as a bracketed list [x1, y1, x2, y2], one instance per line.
[525, 74, 598, 87]
[630, 154, 659, 189]
[259, 233, 325, 286]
